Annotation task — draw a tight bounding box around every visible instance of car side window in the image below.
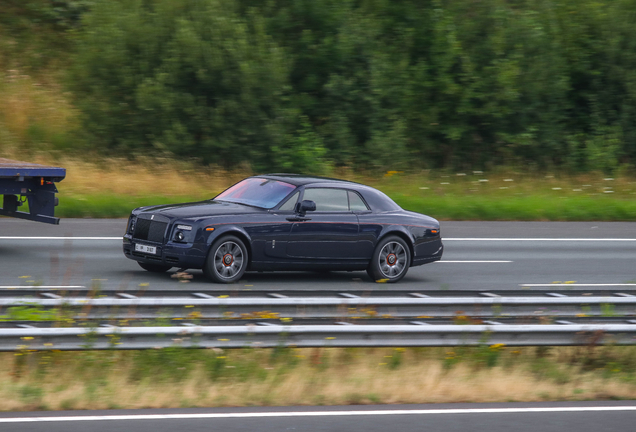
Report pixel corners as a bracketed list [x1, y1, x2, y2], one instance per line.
[302, 188, 349, 212]
[278, 191, 299, 211]
[348, 191, 369, 211]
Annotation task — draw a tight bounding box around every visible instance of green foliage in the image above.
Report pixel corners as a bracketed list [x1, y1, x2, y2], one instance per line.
[474, 343, 506, 368]
[530, 358, 572, 385]
[25, 0, 95, 29]
[64, 0, 636, 172]
[0, 303, 57, 322]
[69, 0, 327, 173]
[127, 347, 273, 384]
[387, 348, 404, 369]
[0, 1, 74, 71]
[129, 347, 201, 382]
[601, 303, 617, 317]
[442, 343, 506, 369]
[19, 385, 44, 406]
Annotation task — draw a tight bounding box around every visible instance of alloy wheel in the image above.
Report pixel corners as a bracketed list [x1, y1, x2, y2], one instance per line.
[214, 241, 244, 280]
[378, 241, 407, 278]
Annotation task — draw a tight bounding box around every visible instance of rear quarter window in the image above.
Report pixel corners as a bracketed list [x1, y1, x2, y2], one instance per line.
[348, 191, 369, 211]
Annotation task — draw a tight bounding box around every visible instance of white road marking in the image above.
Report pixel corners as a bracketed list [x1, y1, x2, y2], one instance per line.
[446, 238, 636, 241]
[2, 406, 636, 423]
[0, 237, 121, 240]
[436, 261, 512, 263]
[0, 286, 85, 290]
[521, 284, 636, 287]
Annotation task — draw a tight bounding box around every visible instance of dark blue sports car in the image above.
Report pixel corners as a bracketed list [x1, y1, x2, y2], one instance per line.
[123, 174, 443, 283]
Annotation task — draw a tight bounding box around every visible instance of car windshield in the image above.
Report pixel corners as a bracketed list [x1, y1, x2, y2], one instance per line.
[214, 178, 296, 209]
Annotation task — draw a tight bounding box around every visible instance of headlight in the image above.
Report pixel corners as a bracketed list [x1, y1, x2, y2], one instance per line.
[128, 216, 136, 234]
[173, 224, 192, 242]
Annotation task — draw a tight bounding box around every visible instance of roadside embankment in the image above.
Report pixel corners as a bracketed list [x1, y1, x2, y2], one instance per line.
[35, 156, 636, 221]
[3, 346, 636, 411]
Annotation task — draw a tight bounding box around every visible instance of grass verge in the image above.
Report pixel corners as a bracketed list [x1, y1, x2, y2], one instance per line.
[379, 170, 636, 221]
[53, 159, 636, 221]
[2, 153, 636, 221]
[3, 345, 636, 411]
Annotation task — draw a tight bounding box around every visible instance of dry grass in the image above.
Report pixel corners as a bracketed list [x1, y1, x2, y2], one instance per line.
[2, 346, 636, 411]
[2, 150, 635, 199]
[27, 155, 248, 198]
[2, 149, 636, 220]
[0, 148, 248, 200]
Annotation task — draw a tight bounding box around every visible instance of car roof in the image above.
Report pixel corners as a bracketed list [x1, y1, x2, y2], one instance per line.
[256, 174, 364, 187]
[250, 174, 402, 212]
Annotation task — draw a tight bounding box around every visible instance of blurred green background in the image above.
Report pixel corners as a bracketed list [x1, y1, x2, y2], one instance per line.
[1, 0, 636, 219]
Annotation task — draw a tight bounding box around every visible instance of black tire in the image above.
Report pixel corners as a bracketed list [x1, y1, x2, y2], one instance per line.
[366, 235, 411, 283]
[138, 262, 172, 273]
[203, 235, 249, 283]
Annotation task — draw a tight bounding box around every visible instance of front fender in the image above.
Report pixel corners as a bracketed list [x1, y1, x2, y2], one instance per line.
[204, 224, 253, 247]
[202, 225, 253, 262]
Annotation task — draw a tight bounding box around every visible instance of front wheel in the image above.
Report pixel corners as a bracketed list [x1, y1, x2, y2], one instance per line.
[203, 235, 249, 283]
[138, 262, 172, 273]
[366, 235, 411, 283]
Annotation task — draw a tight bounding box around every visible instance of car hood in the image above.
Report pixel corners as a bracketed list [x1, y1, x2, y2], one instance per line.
[135, 200, 264, 219]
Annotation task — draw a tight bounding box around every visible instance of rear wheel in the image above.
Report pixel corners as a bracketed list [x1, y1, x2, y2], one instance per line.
[366, 235, 411, 283]
[204, 235, 248, 283]
[138, 262, 172, 273]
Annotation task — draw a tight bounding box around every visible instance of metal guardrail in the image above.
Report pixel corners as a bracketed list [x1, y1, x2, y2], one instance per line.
[3, 316, 636, 328]
[4, 324, 636, 351]
[3, 294, 636, 351]
[2, 296, 635, 319]
[2, 287, 635, 299]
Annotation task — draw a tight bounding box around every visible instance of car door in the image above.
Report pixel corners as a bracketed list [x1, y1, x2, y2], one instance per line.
[252, 191, 299, 260]
[286, 187, 361, 260]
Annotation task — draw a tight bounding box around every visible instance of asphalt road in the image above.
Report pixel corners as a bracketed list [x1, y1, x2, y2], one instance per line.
[2, 402, 636, 432]
[1, 220, 635, 426]
[0, 219, 635, 292]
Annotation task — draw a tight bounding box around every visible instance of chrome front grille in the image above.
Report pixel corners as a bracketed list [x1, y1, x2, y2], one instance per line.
[132, 216, 168, 243]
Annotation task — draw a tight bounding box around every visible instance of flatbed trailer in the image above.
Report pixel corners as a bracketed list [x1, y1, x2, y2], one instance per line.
[0, 158, 66, 224]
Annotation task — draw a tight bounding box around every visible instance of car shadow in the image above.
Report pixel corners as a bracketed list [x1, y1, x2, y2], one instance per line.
[183, 269, 430, 287]
[111, 268, 431, 290]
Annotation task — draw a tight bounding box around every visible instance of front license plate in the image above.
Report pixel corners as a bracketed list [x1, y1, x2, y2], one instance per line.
[135, 244, 157, 255]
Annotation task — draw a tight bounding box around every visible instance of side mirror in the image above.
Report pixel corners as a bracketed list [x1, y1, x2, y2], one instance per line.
[295, 200, 316, 215]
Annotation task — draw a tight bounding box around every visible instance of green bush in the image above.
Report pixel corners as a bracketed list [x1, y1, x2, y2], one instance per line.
[68, 0, 636, 172]
[70, 0, 327, 173]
